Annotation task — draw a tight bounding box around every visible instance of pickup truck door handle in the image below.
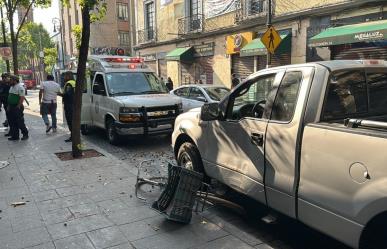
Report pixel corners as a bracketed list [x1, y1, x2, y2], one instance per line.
[251, 133, 264, 147]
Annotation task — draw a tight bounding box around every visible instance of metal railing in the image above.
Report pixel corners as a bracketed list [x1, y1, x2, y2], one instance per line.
[137, 28, 156, 44]
[178, 14, 204, 35]
[235, 0, 268, 23]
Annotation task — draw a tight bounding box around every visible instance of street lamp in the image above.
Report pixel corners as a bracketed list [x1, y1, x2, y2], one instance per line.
[52, 17, 65, 69]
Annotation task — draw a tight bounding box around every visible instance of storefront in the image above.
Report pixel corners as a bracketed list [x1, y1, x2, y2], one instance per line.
[166, 42, 215, 85]
[157, 52, 168, 80]
[309, 19, 387, 60]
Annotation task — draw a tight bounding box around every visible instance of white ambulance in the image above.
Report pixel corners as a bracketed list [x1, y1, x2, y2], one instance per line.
[80, 55, 182, 145]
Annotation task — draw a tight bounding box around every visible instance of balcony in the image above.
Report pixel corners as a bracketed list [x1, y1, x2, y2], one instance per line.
[235, 0, 268, 23]
[137, 28, 156, 44]
[178, 14, 204, 35]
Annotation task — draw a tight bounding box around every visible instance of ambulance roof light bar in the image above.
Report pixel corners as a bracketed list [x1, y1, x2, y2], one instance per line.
[103, 57, 144, 64]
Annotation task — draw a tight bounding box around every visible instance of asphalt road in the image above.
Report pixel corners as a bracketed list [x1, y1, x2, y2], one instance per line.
[25, 89, 352, 249]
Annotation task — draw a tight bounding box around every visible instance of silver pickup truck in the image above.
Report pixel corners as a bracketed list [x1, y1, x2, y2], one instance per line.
[172, 60, 387, 249]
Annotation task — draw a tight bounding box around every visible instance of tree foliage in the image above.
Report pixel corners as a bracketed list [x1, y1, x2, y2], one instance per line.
[43, 47, 57, 73]
[0, 0, 51, 73]
[18, 22, 54, 70]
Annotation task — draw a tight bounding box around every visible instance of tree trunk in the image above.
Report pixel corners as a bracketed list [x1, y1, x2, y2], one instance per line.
[72, 4, 90, 158]
[8, 16, 18, 74]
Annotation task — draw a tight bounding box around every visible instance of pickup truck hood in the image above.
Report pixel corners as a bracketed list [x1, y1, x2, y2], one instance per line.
[114, 94, 182, 107]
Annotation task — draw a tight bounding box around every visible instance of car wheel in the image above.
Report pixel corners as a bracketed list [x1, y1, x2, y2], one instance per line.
[106, 119, 121, 145]
[81, 124, 92, 135]
[177, 142, 204, 173]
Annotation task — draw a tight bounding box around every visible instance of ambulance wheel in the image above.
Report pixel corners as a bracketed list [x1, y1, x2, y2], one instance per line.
[106, 119, 121, 145]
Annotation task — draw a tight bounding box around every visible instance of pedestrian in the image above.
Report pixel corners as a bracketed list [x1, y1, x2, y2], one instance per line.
[7, 75, 28, 141]
[160, 77, 164, 83]
[166, 77, 173, 91]
[231, 73, 240, 89]
[39, 75, 61, 133]
[61, 71, 76, 142]
[0, 73, 10, 128]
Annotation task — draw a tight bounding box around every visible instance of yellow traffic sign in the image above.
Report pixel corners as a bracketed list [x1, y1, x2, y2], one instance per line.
[261, 26, 282, 54]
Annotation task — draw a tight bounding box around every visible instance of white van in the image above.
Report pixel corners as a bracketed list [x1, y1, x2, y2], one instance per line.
[80, 55, 182, 144]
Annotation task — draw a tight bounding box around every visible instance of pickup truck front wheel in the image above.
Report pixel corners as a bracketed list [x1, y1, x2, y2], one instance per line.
[177, 142, 204, 174]
[106, 120, 122, 145]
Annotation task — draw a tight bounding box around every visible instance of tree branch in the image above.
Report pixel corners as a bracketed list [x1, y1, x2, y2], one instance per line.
[15, 0, 34, 39]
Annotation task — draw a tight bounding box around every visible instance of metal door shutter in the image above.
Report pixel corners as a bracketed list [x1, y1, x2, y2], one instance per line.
[271, 52, 291, 67]
[332, 45, 387, 60]
[232, 54, 255, 81]
[181, 56, 214, 85]
[158, 59, 167, 79]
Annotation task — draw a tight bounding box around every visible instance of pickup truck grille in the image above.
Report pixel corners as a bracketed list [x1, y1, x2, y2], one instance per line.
[142, 105, 179, 120]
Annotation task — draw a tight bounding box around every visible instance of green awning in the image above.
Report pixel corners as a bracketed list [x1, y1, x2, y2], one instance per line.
[240, 33, 291, 57]
[309, 20, 387, 47]
[165, 47, 194, 61]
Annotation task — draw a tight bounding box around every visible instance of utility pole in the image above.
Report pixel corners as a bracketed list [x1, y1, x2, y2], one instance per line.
[0, 6, 10, 73]
[266, 0, 272, 68]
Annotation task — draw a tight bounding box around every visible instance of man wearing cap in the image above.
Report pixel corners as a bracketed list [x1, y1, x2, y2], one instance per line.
[7, 75, 28, 141]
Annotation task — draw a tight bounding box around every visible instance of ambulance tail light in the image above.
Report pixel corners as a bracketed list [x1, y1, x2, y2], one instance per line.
[129, 64, 136, 69]
[128, 57, 144, 63]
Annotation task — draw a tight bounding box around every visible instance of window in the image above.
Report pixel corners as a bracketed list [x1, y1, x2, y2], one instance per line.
[118, 31, 130, 46]
[117, 3, 128, 21]
[174, 87, 190, 97]
[105, 72, 167, 95]
[203, 87, 230, 101]
[93, 74, 107, 96]
[249, 0, 265, 16]
[228, 74, 276, 120]
[322, 70, 368, 120]
[189, 87, 206, 102]
[367, 72, 387, 114]
[145, 1, 155, 40]
[271, 71, 303, 122]
[189, 0, 202, 30]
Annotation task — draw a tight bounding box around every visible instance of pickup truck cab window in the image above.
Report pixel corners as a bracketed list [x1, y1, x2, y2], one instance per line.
[322, 70, 368, 121]
[227, 74, 276, 120]
[367, 72, 387, 114]
[271, 71, 303, 122]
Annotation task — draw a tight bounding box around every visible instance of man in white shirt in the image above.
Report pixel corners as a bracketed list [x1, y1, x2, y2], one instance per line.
[39, 75, 61, 133]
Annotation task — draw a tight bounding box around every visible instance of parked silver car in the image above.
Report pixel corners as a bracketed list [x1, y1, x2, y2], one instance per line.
[170, 84, 230, 112]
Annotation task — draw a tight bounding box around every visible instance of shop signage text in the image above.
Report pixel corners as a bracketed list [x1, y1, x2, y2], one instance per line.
[193, 43, 214, 57]
[226, 32, 255, 55]
[143, 54, 157, 61]
[354, 31, 384, 41]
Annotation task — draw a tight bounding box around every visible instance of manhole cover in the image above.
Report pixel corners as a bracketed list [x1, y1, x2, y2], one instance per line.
[55, 149, 104, 161]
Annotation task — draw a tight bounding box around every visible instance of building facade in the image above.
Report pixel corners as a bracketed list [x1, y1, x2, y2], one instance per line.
[60, 0, 136, 61]
[133, 0, 386, 88]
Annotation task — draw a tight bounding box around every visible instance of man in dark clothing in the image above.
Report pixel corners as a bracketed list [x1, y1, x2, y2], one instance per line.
[7, 75, 28, 141]
[0, 73, 10, 127]
[61, 72, 76, 142]
[231, 73, 240, 89]
[166, 77, 173, 91]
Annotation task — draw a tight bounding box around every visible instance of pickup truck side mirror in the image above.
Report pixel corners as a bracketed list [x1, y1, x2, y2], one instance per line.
[201, 102, 220, 121]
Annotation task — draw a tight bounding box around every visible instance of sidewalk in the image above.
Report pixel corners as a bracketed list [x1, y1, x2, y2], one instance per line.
[0, 110, 277, 249]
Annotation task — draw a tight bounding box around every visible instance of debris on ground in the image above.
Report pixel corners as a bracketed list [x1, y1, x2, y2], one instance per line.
[0, 161, 10, 169]
[11, 202, 26, 207]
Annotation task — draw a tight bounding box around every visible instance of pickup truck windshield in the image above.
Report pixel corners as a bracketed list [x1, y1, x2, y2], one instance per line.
[106, 72, 168, 96]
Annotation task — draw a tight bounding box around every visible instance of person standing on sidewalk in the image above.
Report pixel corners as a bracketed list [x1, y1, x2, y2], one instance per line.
[0, 73, 10, 128]
[39, 75, 61, 133]
[61, 72, 76, 142]
[7, 75, 28, 141]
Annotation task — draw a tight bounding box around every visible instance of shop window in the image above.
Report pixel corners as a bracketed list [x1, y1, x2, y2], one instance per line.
[117, 3, 129, 21]
[248, 0, 265, 16]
